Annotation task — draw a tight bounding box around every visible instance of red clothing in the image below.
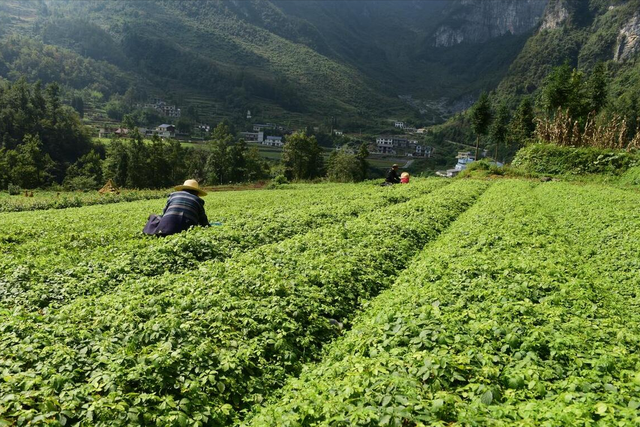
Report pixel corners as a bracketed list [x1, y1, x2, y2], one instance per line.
[401, 176, 410, 184]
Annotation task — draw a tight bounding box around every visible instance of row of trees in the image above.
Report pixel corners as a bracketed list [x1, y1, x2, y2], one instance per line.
[470, 93, 536, 161]
[0, 77, 376, 191]
[0, 78, 93, 188]
[98, 123, 272, 189]
[468, 61, 613, 161]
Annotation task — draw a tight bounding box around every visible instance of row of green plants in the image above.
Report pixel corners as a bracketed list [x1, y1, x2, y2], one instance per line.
[2, 181, 387, 259]
[0, 180, 447, 310]
[0, 188, 170, 213]
[0, 180, 489, 426]
[245, 180, 640, 426]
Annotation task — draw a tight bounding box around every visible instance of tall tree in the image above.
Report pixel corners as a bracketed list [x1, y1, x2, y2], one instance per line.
[205, 122, 234, 185]
[282, 132, 324, 180]
[245, 145, 270, 182]
[356, 142, 370, 181]
[509, 97, 536, 147]
[490, 104, 510, 161]
[541, 62, 596, 124]
[45, 82, 61, 126]
[126, 128, 149, 188]
[148, 135, 170, 187]
[588, 62, 608, 114]
[542, 62, 573, 116]
[470, 92, 493, 160]
[227, 139, 248, 183]
[0, 147, 9, 188]
[102, 139, 129, 187]
[71, 96, 85, 118]
[8, 134, 55, 188]
[165, 139, 188, 185]
[327, 149, 362, 182]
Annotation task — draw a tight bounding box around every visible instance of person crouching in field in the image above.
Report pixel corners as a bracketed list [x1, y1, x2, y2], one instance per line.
[385, 164, 401, 184]
[401, 172, 410, 184]
[143, 179, 209, 236]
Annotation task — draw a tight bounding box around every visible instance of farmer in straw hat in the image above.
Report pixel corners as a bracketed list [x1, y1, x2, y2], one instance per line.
[143, 179, 210, 236]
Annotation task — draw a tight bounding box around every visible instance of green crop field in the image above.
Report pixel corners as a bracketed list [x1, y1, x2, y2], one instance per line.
[0, 189, 170, 213]
[1, 178, 639, 426]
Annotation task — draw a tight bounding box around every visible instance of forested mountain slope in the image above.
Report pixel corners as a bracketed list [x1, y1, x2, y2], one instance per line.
[0, 0, 557, 125]
[497, 0, 640, 112]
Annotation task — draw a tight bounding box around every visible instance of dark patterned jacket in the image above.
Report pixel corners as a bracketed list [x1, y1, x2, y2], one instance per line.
[144, 191, 208, 236]
[385, 168, 401, 184]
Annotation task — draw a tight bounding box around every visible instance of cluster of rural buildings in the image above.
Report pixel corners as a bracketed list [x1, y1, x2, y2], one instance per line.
[98, 116, 438, 163]
[137, 99, 182, 119]
[394, 121, 428, 135]
[99, 124, 177, 139]
[372, 135, 432, 157]
[366, 121, 432, 157]
[239, 123, 288, 147]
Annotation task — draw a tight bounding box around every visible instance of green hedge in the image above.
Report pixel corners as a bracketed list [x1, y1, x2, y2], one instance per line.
[512, 143, 640, 175]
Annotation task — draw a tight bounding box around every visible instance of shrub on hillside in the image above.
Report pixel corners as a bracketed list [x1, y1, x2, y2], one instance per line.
[512, 143, 639, 175]
[7, 183, 21, 195]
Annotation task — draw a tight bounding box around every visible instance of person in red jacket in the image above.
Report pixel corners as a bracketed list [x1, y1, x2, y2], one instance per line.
[400, 172, 410, 184]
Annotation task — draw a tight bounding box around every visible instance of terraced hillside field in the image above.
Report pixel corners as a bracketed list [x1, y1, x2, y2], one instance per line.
[1, 178, 639, 426]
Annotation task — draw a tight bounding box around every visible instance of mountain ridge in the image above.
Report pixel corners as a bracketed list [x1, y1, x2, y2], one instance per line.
[1, 0, 638, 131]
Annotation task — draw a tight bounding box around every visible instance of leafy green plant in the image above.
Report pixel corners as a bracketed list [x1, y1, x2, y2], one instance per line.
[0, 180, 447, 311]
[246, 180, 640, 426]
[0, 179, 486, 425]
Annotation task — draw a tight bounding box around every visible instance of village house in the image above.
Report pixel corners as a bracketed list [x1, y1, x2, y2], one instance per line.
[437, 151, 475, 177]
[156, 124, 176, 138]
[114, 128, 130, 138]
[407, 144, 433, 158]
[455, 151, 475, 170]
[137, 127, 153, 138]
[239, 131, 264, 143]
[253, 123, 276, 132]
[375, 136, 396, 154]
[394, 138, 409, 148]
[98, 127, 115, 138]
[262, 135, 284, 147]
[140, 100, 181, 118]
[394, 121, 405, 129]
[375, 135, 431, 157]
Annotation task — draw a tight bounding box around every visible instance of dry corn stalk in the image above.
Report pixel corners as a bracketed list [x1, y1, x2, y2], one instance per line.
[535, 108, 635, 150]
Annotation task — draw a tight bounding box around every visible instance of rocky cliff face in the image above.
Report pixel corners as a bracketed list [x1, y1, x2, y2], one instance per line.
[615, 12, 640, 62]
[540, 0, 570, 30]
[432, 0, 549, 47]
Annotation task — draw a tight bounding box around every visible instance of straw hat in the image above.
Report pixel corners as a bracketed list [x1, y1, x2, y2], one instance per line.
[401, 172, 410, 178]
[175, 179, 207, 197]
